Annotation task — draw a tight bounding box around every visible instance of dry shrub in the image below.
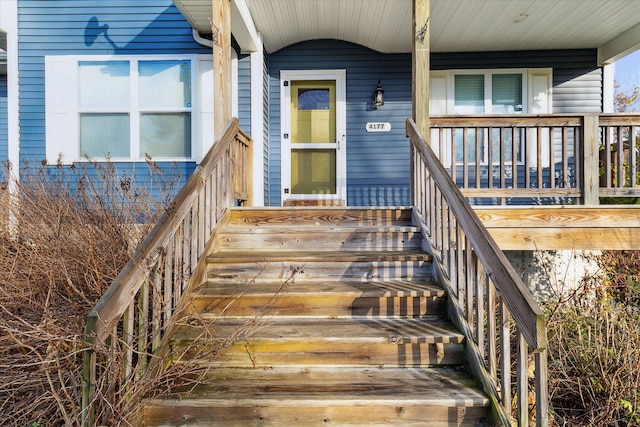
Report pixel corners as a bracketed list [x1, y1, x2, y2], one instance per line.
[545, 251, 640, 426]
[0, 159, 179, 426]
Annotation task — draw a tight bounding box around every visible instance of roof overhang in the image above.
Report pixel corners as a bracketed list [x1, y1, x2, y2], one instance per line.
[173, 0, 259, 53]
[172, 0, 640, 64]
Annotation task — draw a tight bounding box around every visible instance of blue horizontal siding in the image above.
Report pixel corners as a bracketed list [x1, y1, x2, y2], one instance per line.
[17, 0, 210, 196]
[238, 55, 251, 132]
[268, 39, 412, 207]
[267, 43, 602, 206]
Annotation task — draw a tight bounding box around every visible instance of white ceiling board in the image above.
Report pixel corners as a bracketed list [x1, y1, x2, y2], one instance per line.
[173, 0, 640, 60]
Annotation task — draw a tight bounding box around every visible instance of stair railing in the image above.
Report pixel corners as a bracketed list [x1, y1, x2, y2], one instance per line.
[80, 118, 252, 425]
[407, 118, 548, 426]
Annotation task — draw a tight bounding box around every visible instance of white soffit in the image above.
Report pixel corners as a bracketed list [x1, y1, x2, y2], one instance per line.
[173, 0, 640, 60]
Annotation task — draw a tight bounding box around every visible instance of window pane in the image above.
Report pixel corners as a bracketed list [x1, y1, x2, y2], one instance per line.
[454, 75, 484, 114]
[492, 74, 522, 113]
[298, 88, 330, 110]
[80, 113, 130, 157]
[79, 61, 130, 109]
[140, 113, 191, 158]
[139, 60, 191, 109]
[291, 149, 336, 194]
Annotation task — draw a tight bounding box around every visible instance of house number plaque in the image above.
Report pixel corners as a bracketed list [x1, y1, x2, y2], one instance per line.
[365, 122, 391, 132]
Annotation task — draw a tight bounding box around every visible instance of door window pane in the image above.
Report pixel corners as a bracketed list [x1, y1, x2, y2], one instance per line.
[139, 60, 192, 109]
[298, 89, 330, 110]
[291, 81, 336, 144]
[140, 113, 191, 158]
[291, 149, 336, 194]
[79, 61, 130, 109]
[454, 75, 484, 114]
[492, 74, 522, 113]
[80, 113, 130, 157]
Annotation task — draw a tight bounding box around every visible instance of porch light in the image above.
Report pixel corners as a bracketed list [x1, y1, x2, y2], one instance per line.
[373, 80, 385, 108]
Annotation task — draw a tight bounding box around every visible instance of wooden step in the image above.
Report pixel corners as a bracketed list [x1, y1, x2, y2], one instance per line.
[139, 208, 491, 426]
[169, 317, 465, 367]
[141, 367, 490, 426]
[188, 279, 447, 318]
[206, 250, 434, 282]
[228, 207, 414, 227]
[218, 225, 423, 251]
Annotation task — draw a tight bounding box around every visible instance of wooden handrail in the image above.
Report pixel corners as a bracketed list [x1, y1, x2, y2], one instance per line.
[408, 118, 548, 426]
[81, 118, 252, 425]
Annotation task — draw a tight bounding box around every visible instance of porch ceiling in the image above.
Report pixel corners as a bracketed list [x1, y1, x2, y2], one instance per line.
[173, 0, 640, 63]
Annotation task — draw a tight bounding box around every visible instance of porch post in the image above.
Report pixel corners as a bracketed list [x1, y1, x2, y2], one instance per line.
[412, 0, 430, 137]
[212, 0, 232, 141]
[582, 114, 600, 205]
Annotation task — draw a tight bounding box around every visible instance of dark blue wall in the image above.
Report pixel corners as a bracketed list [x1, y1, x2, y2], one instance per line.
[268, 39, 413, 206]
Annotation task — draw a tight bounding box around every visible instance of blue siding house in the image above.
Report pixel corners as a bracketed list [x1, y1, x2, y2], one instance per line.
[3, 0, 640, 206]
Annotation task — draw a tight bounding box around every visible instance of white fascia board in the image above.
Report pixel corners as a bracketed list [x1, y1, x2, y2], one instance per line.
[231, 0, 258, 54]
[598, 21, 640, 65]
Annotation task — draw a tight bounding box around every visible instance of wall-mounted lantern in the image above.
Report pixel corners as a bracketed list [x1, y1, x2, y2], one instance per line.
[373, 80, 385, 108]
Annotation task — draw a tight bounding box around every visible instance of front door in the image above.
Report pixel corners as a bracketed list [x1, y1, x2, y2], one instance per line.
[281, 70, 346, 206]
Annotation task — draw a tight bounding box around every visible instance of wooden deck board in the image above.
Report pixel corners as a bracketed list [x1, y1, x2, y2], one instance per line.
[476, 206, 640, 250]
[148, 367, 488, 405]
[207, 249, 433, 263]
[171, 317, 464, 344]
[194, 278, 445, 298]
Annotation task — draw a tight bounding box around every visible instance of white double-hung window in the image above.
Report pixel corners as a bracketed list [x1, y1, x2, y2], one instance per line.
[430, 68, 552, 166]
[46, 55, 214, 164]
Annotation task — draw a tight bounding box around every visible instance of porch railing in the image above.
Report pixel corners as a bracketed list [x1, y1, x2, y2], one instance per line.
[408, 118, 548, 426]
[430, 114, 640, 205]
[81, 118, 252, 425]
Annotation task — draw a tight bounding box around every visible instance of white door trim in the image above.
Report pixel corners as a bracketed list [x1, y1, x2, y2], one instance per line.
[280, 69, 347, 205]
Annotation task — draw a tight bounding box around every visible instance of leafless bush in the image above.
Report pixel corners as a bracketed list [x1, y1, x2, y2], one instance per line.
[0, 159, 179, 426]
[0, 159, 297, 426]
[543, 251, 640, 426]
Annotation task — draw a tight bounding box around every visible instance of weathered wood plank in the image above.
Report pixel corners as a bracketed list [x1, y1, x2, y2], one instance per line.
[476, 206, 640, 250]
[218, 226, 422, 251]
[189, 278, 446, 318]
[486, 227, 640, 250]
[228, 207, 413, 227]
[143, 366, 489, 425]
[475, 206, 640, 228]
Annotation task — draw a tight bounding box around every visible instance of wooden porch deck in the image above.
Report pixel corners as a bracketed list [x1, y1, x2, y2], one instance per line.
[477, 206, 640, 250]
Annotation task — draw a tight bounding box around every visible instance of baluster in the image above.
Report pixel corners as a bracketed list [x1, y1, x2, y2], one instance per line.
[517, 330, 529, 427]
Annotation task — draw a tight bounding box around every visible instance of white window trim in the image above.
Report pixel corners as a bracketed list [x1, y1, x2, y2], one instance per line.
[45, 54, 213, 164]
[430, 68, 553, 167]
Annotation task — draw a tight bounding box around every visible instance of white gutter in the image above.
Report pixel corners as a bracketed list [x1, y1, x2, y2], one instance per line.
[192, 29, 213, 48]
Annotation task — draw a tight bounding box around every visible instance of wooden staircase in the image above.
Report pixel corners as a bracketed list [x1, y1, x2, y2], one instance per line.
[141, 207, 490, 426]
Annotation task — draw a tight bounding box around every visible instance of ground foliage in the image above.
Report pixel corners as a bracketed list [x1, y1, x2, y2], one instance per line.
[545, 251, 640, 426]
[0, 159, 179, 426]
